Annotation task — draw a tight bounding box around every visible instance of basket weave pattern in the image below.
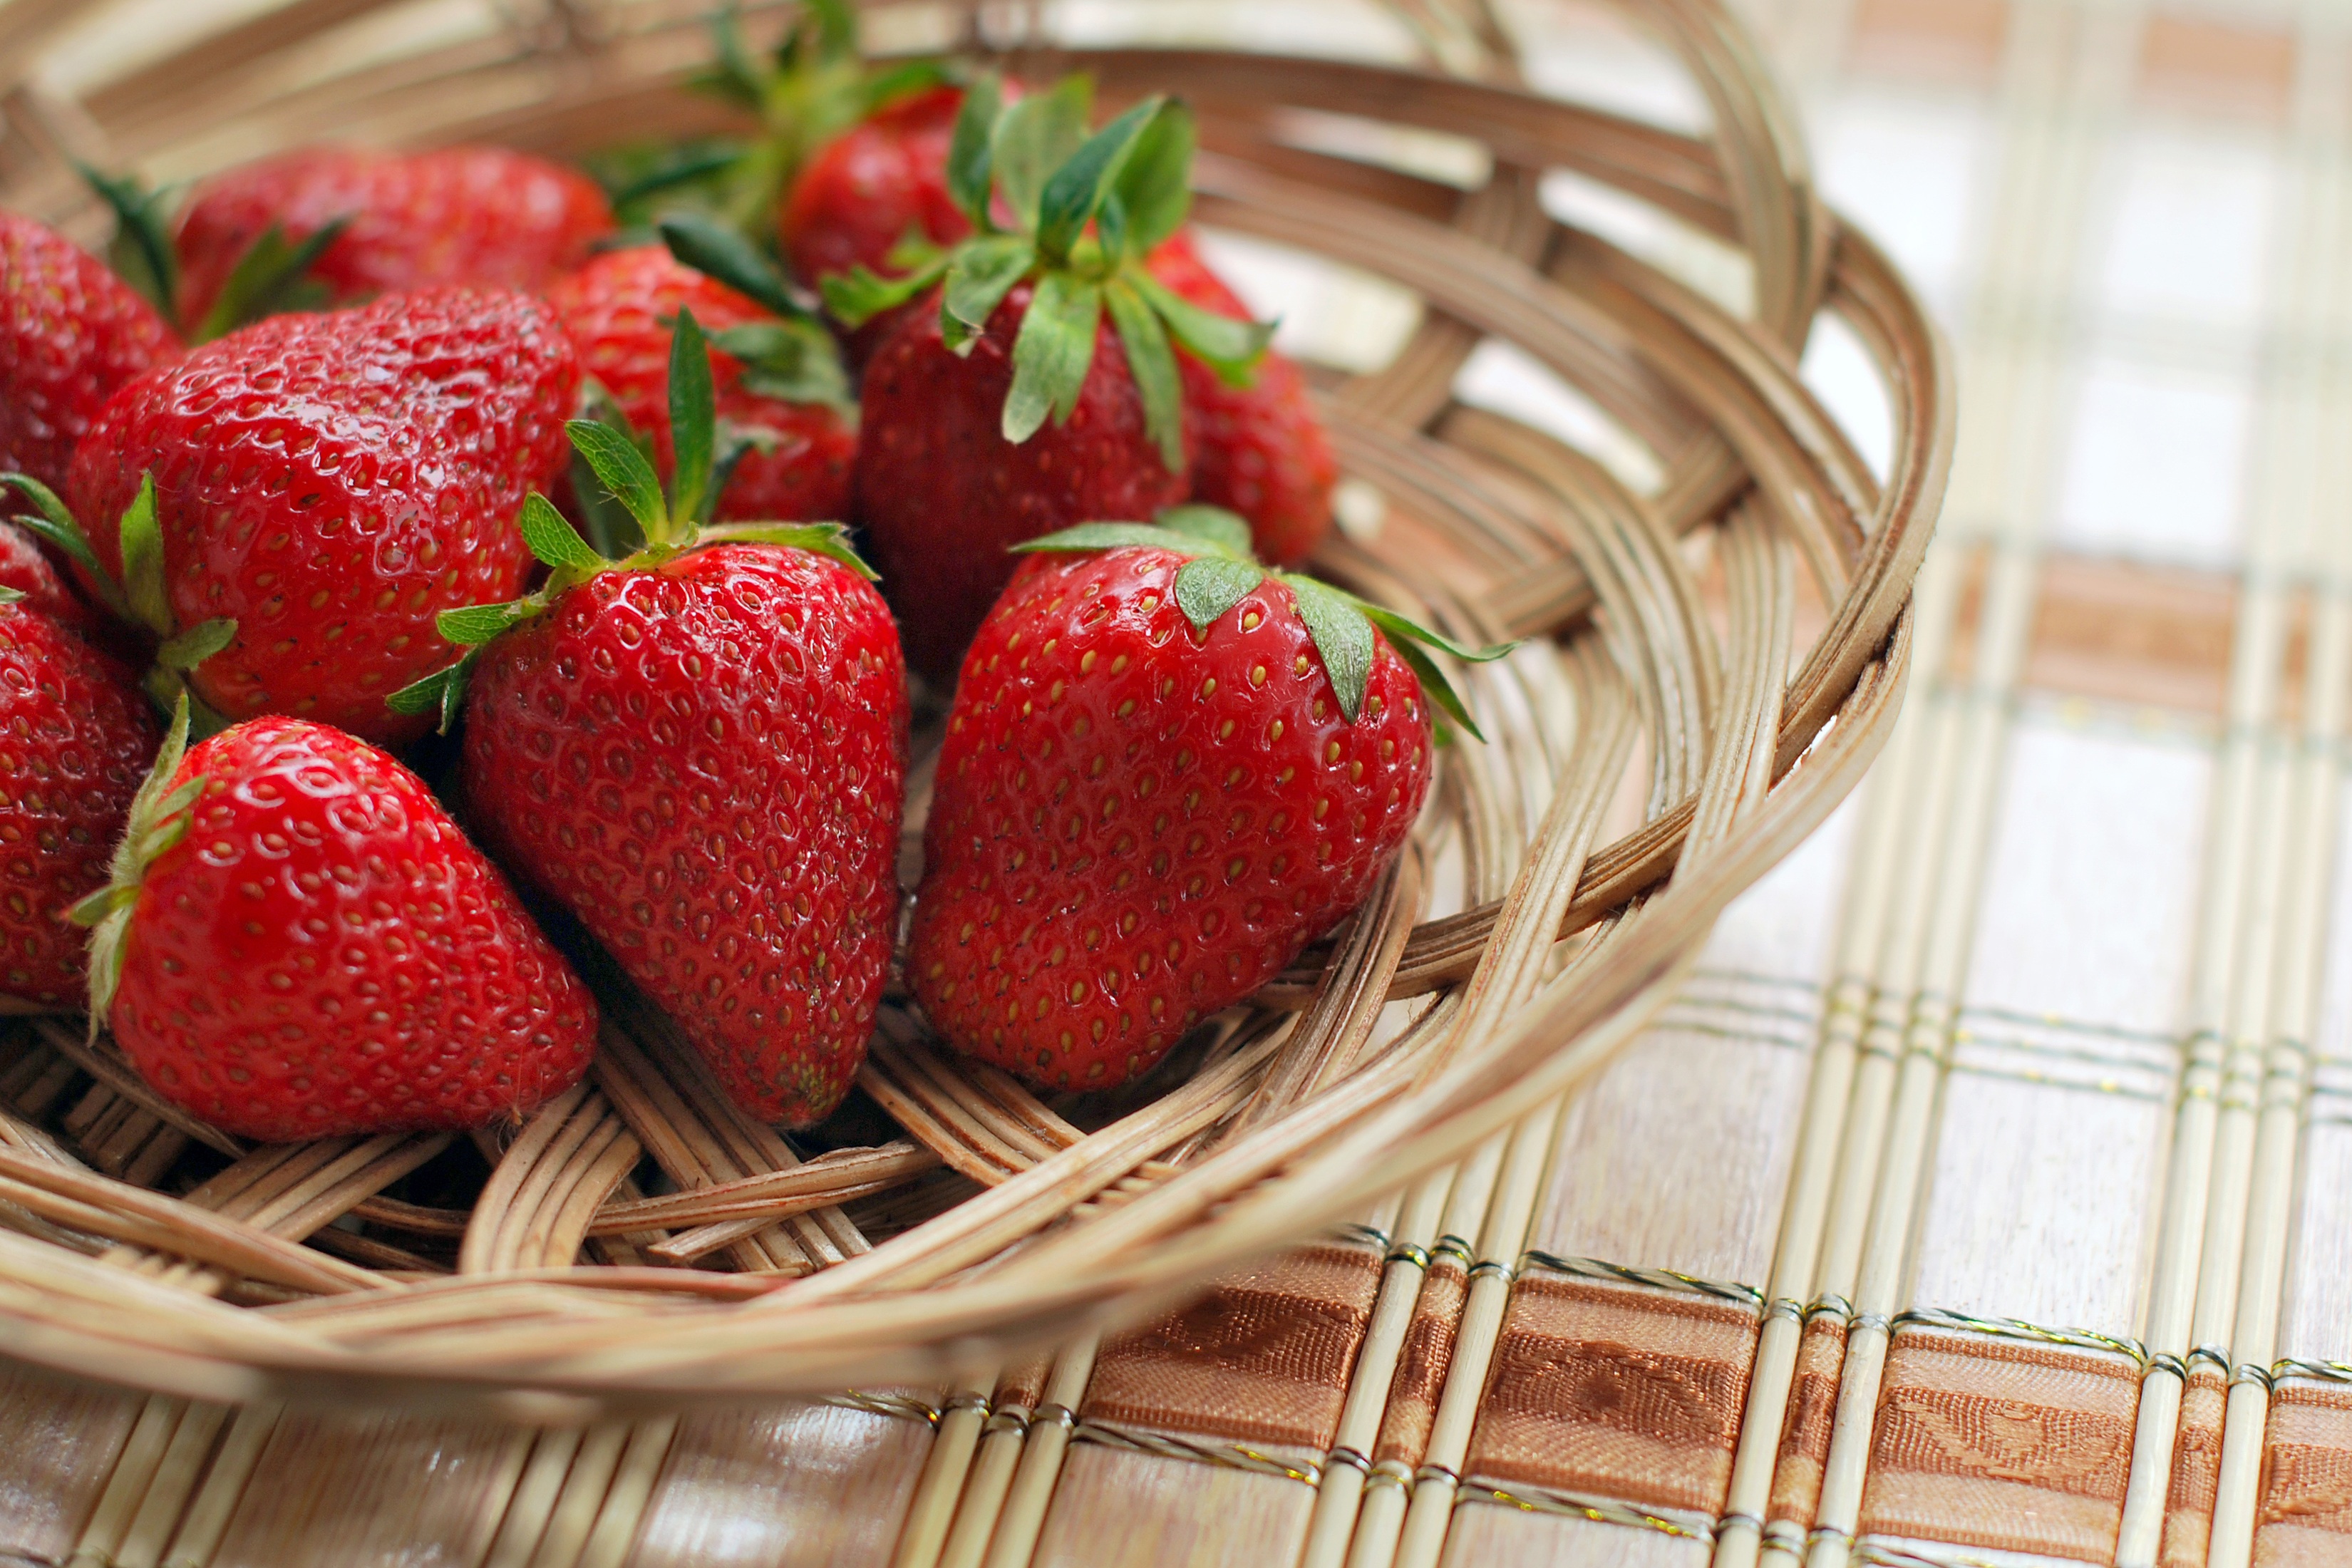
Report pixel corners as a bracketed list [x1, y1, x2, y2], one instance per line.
[0, 0, 1948, 1412]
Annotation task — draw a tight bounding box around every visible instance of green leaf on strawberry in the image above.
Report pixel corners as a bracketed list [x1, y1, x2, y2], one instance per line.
[846, 72, 1277, 470]
[647, 216, 870, 427]
[624, 1, 955, 239]
[71, 691, 201, 1023]
[0, 473, 120, 609]
[991, 77, 1094, 232]
[77, 164, 351, 343]
[707, 319, 852, 411]
[1013, 506, 1512, 738]
[193, 217, 351, 343]
[0, 468, 238, 729]
[945, 75, 1003, 227]
[1103, 277, 1184, 470]
[657, 213, 808, 321]
[942, 235, 1038, 354]
[1005, 272, 1103, 443]
[78, 164, 180, 322]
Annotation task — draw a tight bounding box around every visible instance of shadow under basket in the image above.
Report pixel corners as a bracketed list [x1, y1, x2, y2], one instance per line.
[0, 0, 1950, 1417]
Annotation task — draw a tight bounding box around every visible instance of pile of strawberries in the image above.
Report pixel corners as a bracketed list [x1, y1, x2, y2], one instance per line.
[0, 11, 1500, 1151]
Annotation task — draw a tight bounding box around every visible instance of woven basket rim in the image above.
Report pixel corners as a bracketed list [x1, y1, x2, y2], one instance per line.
[0, 0, 1951, 1415]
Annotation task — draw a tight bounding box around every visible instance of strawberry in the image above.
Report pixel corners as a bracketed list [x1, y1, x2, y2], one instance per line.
[76, 703, 598, 1143]
[0, 521, 115, 649]
[544, 242, 854, 530]
[0, 596, 159, 1009]
[603, 4, 959, 264]
[780, 83, 980, 291]
[63, 287, 580, 744]
[400, 312, 907, 1125]
[833, 77, 1271, 678]
[1145, 231, 1336, 567]
[856, 281, 1194, 677]
[169, 146, 612, 331]
[0, 212, 179, 495]
[907, 509, 1505, 1090]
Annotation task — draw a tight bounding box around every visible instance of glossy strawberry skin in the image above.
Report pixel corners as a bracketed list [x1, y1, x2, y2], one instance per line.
[855, 285, 1193, 679]
[1145, 232, 1335, 567]
[174, 145, 613, 326]
[463, 545, 908, 1125]
[909, 548, 1432, 1089]
[0, 604, 160, 1009]
[108, 718, 597, 1143]
[68, 288, 580, 744]
[545, 247, 854, 524]
[0, 523, 115, 649]
[0, 213, 180, 495]
[780, 86, 971, 289]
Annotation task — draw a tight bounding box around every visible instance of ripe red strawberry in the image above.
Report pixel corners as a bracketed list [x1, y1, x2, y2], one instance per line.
[0, 212, 179, 494]
[1145, 231, 1336, 567]
[856, 282, 1192, 677]
[545, 245, 853, 526]
[908, 510, 1504, 1090]
[780, 83, 979, 288]
[0, 522, 113, 649]
[172, 146, 612, 329]
[406, 314, 908, 1125]
[0, 599, 158, 1009]
[465, 541, 904, 1124]
[836, 78, 1269, 678]
[79, 708, 598, 1143]
[65, 287, 580, 743]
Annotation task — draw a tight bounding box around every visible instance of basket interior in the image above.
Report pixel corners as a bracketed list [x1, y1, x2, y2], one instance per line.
[0, 0, 1946, 1409]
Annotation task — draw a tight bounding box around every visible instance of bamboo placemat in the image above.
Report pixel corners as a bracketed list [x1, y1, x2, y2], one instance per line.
[3, 0, 2346, 1563]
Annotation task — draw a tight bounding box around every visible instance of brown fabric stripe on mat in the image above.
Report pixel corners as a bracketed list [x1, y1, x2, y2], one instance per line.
[1855, 1329, 2140, 1562]
[995, 1353, 1056, 1421]
[1082, 1242, 1383, 1454]
[1462, 1273, 1759, 1517]
[1768, 1310, 1847, 1535]
[2159, 1361, 2228, 1568]
[1373, 1250, 1458, 1485]
[1373, 1255, 1468, 1471]
[2252, 1378, 2352, 1565]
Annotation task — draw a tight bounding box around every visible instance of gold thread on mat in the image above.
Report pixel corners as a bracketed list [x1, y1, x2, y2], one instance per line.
[1453, 1480, 1713, 1539]
[1887, 1309, 2147, 1365]
[1519, 1251, 1767, 1309]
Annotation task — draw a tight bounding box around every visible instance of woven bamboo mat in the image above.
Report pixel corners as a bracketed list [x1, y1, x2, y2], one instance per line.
[2, 0, 2346, 1562]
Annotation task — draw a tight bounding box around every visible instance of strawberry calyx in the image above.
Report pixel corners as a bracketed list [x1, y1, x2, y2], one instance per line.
[605, 1, 955, 237]
[1011, 506, 1513, 739]
[71, 692, 201, 1025]
[78, 164, 349, 342]
[822, 73, 1272, 473]
[388, 306, 872, 733]
[655, 215, 853, 414]
[0, 471, 237, 728]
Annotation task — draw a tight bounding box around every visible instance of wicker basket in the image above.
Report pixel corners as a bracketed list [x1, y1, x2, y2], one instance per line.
[0, 0, 1948, 1417]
